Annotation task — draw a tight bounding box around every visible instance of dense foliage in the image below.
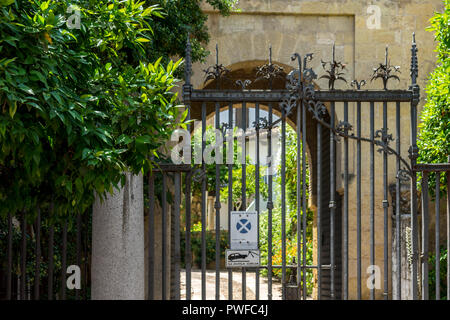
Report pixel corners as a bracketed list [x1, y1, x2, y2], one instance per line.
[418, 0, 450, 196]
[0, 0, 187, 220]
[147, 0, 238, 66]
[0, 0, 238, 220]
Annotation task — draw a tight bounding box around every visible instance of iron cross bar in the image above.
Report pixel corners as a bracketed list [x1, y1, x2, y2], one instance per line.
[189, 89, 414, 103]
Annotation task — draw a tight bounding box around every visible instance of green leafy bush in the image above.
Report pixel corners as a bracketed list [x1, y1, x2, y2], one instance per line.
[418, 0, 450, 196]
[147, 0, 239, 67]
[0, 0, 185, 220]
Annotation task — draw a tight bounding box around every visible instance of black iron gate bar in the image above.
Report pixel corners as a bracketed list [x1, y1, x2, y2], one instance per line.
[4, 204, 88, 300]
[147, 164, 189, 300]
[190, 90, 414, 102]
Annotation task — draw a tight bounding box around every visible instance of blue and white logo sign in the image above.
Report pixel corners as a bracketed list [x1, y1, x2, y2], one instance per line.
[230, 211, 258, 250]
[236, 219, 251, 234]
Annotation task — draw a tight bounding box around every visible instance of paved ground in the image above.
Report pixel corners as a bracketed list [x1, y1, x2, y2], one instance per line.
[180, 269, 283, 300]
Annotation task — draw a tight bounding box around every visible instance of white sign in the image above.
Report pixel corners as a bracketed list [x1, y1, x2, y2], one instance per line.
[226, 250, 260, 268]
[230, 211, 258, 250]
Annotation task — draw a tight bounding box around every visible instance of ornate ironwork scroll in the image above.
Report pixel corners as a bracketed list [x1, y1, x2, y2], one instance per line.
[375, 128, 395, 155]
[188, 38, 420, 180]
[295, 44, 413, 176]
[235, 79, 252, 90]
[351, 79, 366, 90]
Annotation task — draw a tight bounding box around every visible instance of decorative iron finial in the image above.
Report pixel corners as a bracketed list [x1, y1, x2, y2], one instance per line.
[255, 45, 285, 89]
[371, 45, 401, 90]
[185, 32, 192, 86]
[303, 53, 317, 83]
[287, 52, 316, 92]
[216, 43, 218, 62]
[286, 53, 301, 90]
[203, 44, 231, 88]
[220, 122, 232, 137]
[235, 79, 252, 90]
[410, 32, 418, 85]
[319, 43, 347, 90]
[253, 117, 269, 130]
[351, 79, 367, 90]
[291, 53, 302, 75]
[336, 120, 353, 137]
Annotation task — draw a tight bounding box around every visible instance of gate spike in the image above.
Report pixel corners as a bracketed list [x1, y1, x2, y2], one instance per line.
[269, 45, 272, 65]
[410, 32, 418, 85]
[184, 32, 192, 86]
[385, 45, 389, 67]
[332, 42, 336, 62]
[216, 43, 219, 66]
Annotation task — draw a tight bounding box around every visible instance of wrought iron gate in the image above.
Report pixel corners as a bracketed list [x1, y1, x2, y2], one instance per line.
[149, 32, 450, 300]
[1, 34, 450, 301]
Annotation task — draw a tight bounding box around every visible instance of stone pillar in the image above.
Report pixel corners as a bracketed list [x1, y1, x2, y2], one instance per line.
[91, 172, 145, 300]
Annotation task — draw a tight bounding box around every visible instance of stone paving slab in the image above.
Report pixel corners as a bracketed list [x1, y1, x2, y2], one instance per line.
[180, 269, 283, 300]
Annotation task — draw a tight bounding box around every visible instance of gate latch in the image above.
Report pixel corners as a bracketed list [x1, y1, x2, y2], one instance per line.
[284, 258, 301, 300]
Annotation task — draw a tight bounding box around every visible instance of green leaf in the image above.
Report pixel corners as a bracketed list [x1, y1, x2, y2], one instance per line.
[0, 57, 17, 67]
[135, 135, 152, 153]
[30, 70, 48, 86]
[18, 84, 34, 95]
[136, 37, 150, 43]
[8, 101, 17, 118]
[0, 0, 15, 7]
[40, 2, 48, 11]
[117, 134, 133, 145]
